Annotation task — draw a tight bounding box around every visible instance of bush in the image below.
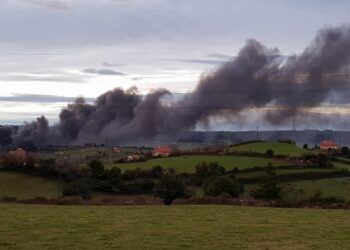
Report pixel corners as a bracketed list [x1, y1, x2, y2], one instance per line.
[122, 170, 137, 180]
[2, 196, 17, 203]
[63, 180, 92, 199]
[123, 180, 156, 194]
[150, 165, 163, 178]
[250, 164, 281, 200]
[303, 144, 308, 149]
[316, 154, 333, 168]
[265, 149, 274, 157]
[341, 146, 349, 156]
[105, 167, 123, 191]
[88, 160, 105, 178]
[154, 173, 186, 205]
[195, 162, 225, 185]
[204, 176, 242, 198]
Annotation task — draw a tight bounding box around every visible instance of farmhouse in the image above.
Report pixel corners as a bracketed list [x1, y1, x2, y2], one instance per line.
[152, 146, 176, 157]
[9, 148, 27, 161]
[127, 154, 141, 162]
[320, 140, 338, 150]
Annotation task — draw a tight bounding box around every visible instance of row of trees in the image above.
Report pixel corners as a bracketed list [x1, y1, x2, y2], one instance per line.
[3, 151, 340, 205]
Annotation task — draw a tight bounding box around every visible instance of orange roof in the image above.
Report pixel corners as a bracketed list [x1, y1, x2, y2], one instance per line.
[10, 148, 27, 159]
[153, 146, 175, 154]
[320, 140, 337, 147]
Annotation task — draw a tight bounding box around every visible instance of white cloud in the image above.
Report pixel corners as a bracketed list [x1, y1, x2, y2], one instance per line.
[19, 0, 69, 9]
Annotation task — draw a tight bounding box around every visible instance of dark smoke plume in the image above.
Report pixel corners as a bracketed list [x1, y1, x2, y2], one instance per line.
[0, 126, 13, 146]
[13, 116, 49, 147]
[9, 25, 350, 146]
[166, 25, 350, 131]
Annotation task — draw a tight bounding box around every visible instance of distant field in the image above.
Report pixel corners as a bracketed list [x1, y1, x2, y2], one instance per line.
[1, 204, 350, 249]
[332, 161, 350, 170]
[237, 168, 334, 179]
[337, 157, 350, 163]
[245, 177, 350, 201]
[36, 147, 149, 164]
[0, 171, 60, 199]
[229, 142, 310, 157]
[282, 177, 350, 201]
[112, 155, 288, 173]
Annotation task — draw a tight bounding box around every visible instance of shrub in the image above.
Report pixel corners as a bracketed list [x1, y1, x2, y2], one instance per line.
[88, 160, 105, 178]
[63, 180, 92, 199]
[265, 149, 274, 157]
[250, 164, 281, 200]
[316, 154, 333, 168]
[341, 146, 349, 156]
[106, 167, 123, 190]
[123, 180, 156, 194]
[204, 176, 242, 198]
[195, 162, 225, 185]
[2, 196, 17, 203]
[150, 165, 163, 178]
[154, 173, 186, 205]
[303, 144, 308, 149]
[122, 170, 137, 180]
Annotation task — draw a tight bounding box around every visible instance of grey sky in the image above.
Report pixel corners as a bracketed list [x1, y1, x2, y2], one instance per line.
[1, 0, 350, 128]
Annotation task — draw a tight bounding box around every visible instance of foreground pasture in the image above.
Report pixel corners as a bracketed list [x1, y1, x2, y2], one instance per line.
[1, 204, 349, 249]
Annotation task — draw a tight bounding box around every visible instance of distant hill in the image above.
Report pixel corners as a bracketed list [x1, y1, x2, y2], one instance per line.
[175, 130, 348, 146]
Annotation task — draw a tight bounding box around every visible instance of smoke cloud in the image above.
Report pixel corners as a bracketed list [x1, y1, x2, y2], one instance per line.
[8, 25, 350, 146]
[13, 116, 49, 147]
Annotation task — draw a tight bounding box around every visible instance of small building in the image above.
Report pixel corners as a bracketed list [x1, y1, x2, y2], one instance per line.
[126, 154, 140, 162]
[320, 140, 338, 150]
[9, 148, 27, 161]
[113, 147, 121, 153]
[152, 146, 176, 157]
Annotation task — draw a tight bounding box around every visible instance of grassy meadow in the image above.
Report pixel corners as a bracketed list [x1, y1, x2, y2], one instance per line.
[282, 177, 350, 201]
[229, 142, 310, 157]
[0, 171, 60, 199]
[1, 204, 350, 249]
[36, 146, 150, 165]
[112, 155, 288, 173]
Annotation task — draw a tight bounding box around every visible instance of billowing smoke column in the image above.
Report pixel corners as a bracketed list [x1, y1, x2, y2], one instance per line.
[58, 87, 169, 144]
[13, 116, 49, 147]
[0, 126, 13, 146]
[167, 25, 350, 130]
[8, 25, 350, 146]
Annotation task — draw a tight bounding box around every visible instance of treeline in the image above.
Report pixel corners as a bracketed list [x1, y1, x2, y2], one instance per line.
[1, 150, 349, 206]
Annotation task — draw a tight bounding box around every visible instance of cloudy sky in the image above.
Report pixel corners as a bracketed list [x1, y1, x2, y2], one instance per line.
[1, 0, 350, 127]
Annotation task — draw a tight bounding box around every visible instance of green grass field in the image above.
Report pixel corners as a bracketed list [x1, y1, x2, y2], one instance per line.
[229, 142, 310, 157]
[112, 155, 288, 173]
[244, 177, 350, 201]
[36, 146, 150, 165]
[237, 168, 333, 179]
[0, 204, 349, 249]
[0, 171, 60, 199]
[333, 161, 350, 170]
[337, 157, 350, 163]
[282, 177, 350, 201]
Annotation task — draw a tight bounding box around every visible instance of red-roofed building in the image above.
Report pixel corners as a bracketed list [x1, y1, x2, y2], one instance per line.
[9, 148, 27, 161]
[152, 146, 176, 157]
[320, 140, 338, 150]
